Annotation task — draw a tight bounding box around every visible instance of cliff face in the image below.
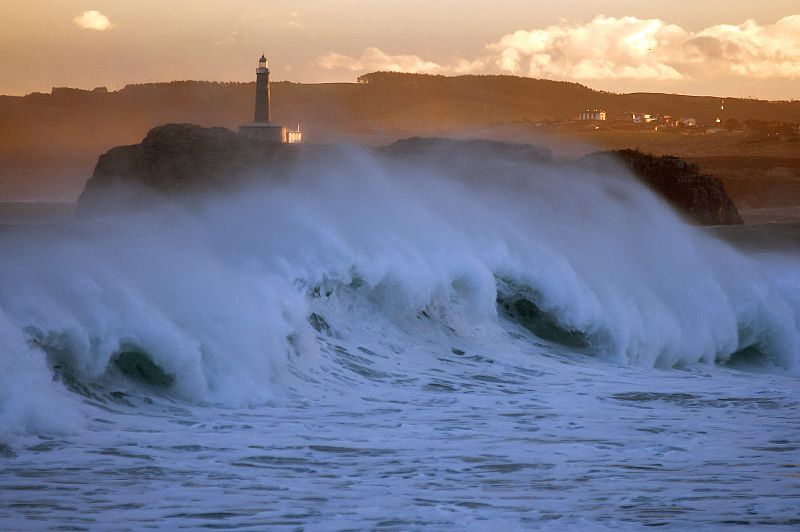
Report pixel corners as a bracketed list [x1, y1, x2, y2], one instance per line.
[82, 123, 278, 191]
[78, 124, 742, 225]
[78, 124, 294, 215]
[583, 150, 743, 225]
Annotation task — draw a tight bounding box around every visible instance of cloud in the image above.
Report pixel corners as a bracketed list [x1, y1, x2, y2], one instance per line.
[73, 10, 114, 31]
[682, 16, 800, 78]
[317, 47, 446, 74]
[488, 16, 687, 80]
[488, 15, 800, 80]
[316, 48, 485, 76]
[317, 15, 800, 82]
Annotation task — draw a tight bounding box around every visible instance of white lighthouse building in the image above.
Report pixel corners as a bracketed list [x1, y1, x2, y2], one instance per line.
[239, 55, 287, 143]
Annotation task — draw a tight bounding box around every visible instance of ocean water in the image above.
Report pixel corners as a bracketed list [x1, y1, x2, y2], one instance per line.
[1, 147, 799, 529]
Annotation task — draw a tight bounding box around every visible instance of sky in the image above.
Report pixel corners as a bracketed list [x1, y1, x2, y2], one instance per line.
[2, 0, 799, 100]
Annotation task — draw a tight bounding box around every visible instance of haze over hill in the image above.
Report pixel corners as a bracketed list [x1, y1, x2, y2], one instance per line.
[1, 72, 798, 204]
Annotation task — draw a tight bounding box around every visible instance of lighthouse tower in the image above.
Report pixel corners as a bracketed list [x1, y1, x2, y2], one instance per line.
[239, 54, 286, 143]
[254, 54, 270, 122]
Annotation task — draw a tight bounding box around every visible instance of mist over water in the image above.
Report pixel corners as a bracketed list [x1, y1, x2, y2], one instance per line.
[1, 144, 799, 528]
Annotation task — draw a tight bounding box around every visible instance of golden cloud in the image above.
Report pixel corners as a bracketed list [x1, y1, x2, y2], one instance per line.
[317, 15, 800, 81]
[488, 15, 800, 80]
[73, 10, 114, 32]
[317, 47, 445, 74]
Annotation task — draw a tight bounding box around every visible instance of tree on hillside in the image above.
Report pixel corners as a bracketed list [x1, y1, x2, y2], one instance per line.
[724, 118, 742, 131]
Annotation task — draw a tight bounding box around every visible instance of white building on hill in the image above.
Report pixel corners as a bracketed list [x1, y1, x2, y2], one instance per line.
[579, 109, 607, 121]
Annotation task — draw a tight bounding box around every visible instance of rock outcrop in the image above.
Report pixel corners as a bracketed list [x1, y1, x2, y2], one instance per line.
[582, 149, 743, 225]
[78, 123, 307, 215]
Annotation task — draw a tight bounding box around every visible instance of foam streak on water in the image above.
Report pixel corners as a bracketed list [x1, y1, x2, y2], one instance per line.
[0, 145, 798, 528]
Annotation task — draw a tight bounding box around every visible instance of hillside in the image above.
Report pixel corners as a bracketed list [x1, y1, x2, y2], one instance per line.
[1, 73, 798, 203]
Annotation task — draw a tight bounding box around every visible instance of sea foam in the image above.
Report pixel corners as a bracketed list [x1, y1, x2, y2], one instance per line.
[1, 144, 798, 436]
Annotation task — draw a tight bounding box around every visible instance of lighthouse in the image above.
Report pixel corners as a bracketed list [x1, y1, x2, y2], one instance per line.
[254, 54, 270, 122]
[239, 54, 286, 143]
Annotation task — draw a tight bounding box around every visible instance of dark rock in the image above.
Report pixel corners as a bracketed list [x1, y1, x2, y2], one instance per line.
[583, 149, 743, 225]
[77, 123, 294, 215]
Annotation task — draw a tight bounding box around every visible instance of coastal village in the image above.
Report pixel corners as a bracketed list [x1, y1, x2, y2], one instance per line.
[574, 95, 800, 135]
[576, 101, 721, 133]
[507, 100, 800, 141]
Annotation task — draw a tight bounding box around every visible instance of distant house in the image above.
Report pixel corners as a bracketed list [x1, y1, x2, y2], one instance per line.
[579, 109, 606, 121]
[677, 118, 697, 128]
[287, 125, 302, 144]
[652, 115, 676, 131]
[632, 113, 655, 124]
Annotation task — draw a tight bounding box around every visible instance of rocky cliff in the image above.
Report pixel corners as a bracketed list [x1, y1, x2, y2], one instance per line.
[78, 123, 742, 225]
[582, 149, 743, 225]
[78, 124, 313, 216]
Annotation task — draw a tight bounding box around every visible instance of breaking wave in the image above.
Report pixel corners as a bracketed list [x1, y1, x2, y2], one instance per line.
[1, 144, 798, 437]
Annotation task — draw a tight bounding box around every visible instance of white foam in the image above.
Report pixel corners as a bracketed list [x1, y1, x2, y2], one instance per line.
[1, 145, 798, 436]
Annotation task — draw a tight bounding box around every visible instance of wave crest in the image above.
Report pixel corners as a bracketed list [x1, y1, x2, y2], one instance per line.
[1, 143, 798, 436]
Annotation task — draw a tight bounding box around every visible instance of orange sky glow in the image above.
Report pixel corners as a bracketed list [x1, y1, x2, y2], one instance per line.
[2, 0, 798, 99]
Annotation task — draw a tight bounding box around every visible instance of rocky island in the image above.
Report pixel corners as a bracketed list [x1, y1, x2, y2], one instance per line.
[78, 123, 742, 225]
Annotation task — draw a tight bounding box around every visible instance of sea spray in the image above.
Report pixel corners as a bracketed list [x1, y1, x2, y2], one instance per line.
[1, 142, 798, 438]
[0, 309, 83, 438]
